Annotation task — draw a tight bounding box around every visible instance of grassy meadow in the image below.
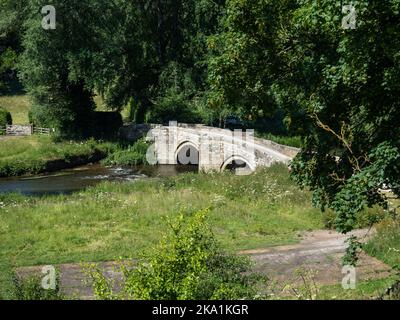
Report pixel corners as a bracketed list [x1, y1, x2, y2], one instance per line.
[0, 165, 326, 298]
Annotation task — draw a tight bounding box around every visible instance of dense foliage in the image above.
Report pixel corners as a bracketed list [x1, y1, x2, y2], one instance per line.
[11, 273, 64, 300]
[208, 0, 400, 233]
[0, 0, 26, 94]
[102, 138, 149, 166]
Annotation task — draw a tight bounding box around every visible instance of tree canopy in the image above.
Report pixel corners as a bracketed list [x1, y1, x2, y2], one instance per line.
[208, 0, 400, 233]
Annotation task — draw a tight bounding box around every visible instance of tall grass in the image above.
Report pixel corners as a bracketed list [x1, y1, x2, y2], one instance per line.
[365, 218, 400, 269]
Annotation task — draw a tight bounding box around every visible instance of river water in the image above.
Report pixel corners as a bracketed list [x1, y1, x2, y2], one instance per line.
[0, 164, 197, 196]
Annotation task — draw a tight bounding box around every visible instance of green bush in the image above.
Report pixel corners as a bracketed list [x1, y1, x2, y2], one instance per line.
[145, 92, 202, 124]
[28, 104, 55, 128]
[86, 210, 266, 300]
[102, 138, 149, 166]
[0, 106, 12, 132]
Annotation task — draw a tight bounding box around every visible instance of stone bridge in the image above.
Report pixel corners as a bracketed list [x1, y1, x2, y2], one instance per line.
[120, 123, 300, 174]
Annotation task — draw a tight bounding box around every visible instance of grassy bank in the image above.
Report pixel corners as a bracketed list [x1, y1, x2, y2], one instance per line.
[0, 164, 325, 298]
[101, 138, 149, 166]
[0, 136, 117, 177]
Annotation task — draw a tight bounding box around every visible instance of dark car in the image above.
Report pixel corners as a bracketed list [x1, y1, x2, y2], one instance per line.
[224, 115, 245, 130]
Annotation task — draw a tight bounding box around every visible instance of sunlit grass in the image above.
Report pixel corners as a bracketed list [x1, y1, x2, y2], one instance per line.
[255, 131, 302, 148]
[0, 95, 30, 124]
[365, 216, 400, 269]
[316, 277, 397, 300]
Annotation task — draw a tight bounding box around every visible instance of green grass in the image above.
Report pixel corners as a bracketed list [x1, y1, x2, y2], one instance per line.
[0, 164, 325, 298]
[255, 132, 302, 148]
[365, 217, 400, 269]
[316, 277, 398, 300]
[0, 95, 30, 124]
[0, 135, 117, 177]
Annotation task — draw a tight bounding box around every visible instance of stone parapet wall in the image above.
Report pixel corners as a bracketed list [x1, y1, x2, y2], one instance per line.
[119, 122, 301, 172]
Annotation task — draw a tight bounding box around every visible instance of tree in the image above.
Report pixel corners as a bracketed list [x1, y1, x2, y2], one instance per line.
[207, 0, 291, 122]
[19, 0, 124, 137]
[208, 0, 400, 239]
[0, 0, 27, 93]
[102, 0, 225, 124]
[283, 1, 400, 234]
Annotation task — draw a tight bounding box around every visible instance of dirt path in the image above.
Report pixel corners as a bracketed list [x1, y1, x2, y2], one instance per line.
[17, 229, 393, 299]
[242, 229, 391, 290]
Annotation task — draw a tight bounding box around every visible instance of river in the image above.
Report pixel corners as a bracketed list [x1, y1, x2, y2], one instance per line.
[0, 164, 197, 196]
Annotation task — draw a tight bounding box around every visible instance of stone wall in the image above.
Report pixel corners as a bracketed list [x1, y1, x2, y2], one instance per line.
[6, 125, 33, 136]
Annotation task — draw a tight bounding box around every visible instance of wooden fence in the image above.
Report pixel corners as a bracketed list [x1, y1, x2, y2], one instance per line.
[33, 127, 53, 135]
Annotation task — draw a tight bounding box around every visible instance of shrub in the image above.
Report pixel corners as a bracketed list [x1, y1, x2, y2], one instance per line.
[86, 210, 266, 300]
[102, 138, 149, 166]
[28, 104, 60, 130]
[0, 107, 12, 132]
[145, 92, 202, 125]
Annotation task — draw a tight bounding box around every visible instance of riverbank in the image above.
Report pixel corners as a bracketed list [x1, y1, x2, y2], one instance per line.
[0, 136, 118, 177]
[0, 164, 391, 299]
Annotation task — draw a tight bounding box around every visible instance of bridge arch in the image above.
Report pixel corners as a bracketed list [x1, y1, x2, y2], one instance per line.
[221, 155, 255, 174]
[175, 141, 200, 166]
